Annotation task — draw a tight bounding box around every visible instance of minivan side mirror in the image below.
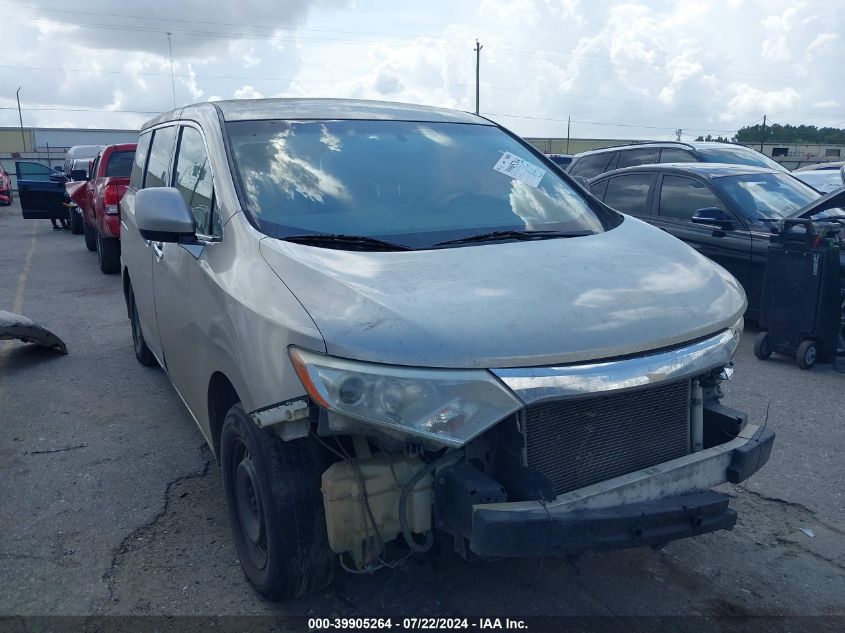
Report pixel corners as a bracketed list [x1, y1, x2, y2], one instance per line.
[69, 169, 87, 181]
[691, 207, 733, 229]
[135, 187, 196, 243]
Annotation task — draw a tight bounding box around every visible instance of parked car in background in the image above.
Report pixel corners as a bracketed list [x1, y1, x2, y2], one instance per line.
[62, 145, 102, 175]
[545, 153, 573, 168]
[120, 98, 772, 601]
[588, 163, 845, 319]
[0, 164, 12, 205]
[14, 160, 69, 222]
[794, 160, 845, 172]
[65, 158, 93, 234]
[793, 166, 845, 193]
[70, 143, 136, 273]
[567, 141, 787, 179]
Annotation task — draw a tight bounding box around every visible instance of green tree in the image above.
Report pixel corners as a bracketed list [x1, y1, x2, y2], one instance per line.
[734, 123, 845, 144]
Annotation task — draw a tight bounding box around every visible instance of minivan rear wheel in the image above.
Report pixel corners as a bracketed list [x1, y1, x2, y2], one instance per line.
[220, 404, 336, 600]
[129, 288, 157, 367]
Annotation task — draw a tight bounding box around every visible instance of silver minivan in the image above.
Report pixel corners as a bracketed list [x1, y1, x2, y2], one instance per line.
[121, 98, 774, 600]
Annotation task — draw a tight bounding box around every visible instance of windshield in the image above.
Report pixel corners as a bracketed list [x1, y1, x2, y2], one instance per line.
[697, 146, 785, 171]
[713, 172, 845, 222]
[225, 120, 609, 248]
[794, 170, 844, 194]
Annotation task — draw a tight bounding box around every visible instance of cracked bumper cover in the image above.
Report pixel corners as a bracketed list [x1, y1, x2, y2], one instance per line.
[467, 424, 774, 557]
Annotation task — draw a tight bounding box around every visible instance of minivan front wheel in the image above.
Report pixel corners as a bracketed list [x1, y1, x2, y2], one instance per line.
[221, 404, 335, 600]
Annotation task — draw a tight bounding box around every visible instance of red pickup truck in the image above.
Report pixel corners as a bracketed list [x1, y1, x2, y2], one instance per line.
[71, 143, 136, 274]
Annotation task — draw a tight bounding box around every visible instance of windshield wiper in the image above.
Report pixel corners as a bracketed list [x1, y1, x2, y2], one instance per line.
[283, 233, 412, 251]
[433, 229, 594, 247]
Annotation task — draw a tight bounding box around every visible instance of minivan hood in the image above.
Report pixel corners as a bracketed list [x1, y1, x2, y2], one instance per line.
[259, 216, 746, 368]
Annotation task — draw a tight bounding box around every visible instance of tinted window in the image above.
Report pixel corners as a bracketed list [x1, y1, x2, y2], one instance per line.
[105, 150, 135, 178]
[603, 174, 653, 215]
[174, 127, 214, 235]
[696, 146, 785, 171]
[659, 175, 725, 221]
[569, 152, 614, 178]
[17, 162, 57, 181]
[617, 148, 657, 168]
[130, 133, 152, 189]
[144, 126, 177, 188]
[713, 172, 845, 222]
[226, 120, 608, 248]
[589, 179, 608, 200]
[660, 148, 697, 163]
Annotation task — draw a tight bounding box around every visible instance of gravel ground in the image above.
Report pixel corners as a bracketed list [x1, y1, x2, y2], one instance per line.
[0, 200, 843, 621]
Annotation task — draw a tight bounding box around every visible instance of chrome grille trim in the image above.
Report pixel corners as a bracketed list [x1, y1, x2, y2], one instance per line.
[491, 323, 741, 406]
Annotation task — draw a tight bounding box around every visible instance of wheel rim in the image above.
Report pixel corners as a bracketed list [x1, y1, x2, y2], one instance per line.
[805, 346, 816, 365]
[231, 441, 268, 570]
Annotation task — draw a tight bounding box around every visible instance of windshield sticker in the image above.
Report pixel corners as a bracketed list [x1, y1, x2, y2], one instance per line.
[493, 152, 545, 188]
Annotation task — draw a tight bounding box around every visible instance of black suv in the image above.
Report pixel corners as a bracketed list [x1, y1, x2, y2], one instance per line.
[567, 141, 786, 179]
[588, 163, 845, 319]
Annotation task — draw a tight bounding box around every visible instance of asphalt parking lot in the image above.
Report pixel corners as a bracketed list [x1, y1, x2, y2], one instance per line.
[1, 200, 844, 619]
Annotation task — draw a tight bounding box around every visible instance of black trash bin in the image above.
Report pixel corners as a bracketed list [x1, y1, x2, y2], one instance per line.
[754, 218, 844, 369]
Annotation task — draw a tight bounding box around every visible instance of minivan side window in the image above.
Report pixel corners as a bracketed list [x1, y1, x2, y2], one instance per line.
[603, 174, 653, 215]
[617, 148, 657, 169]
[569, 153, 614, 178]
[658, 175, 725, 221]
[144, 126, 178, 189]
[129, 133, 152, 189]
[660, 148, 697, 163]
[173, 126, 215, 236]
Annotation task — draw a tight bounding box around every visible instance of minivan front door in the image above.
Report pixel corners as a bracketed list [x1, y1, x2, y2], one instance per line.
[15, 161, 67, 219]
[151, 125, 218, 417]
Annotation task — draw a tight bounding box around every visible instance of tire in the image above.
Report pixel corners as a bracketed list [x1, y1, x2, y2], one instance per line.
[753, 331, 772, 360]
[69, 210, 83, 235]
[97, 232, 120, 274]
[221, 404, 336, 601]
[796, 340, 817, 370]
[83, 219, 97, 252]
[129, 288, 157, 367]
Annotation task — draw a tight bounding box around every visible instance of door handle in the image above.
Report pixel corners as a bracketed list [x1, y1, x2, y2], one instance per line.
[152, 241, 164, 260]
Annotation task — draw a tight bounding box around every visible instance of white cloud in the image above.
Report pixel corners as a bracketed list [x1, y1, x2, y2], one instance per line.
[719, 84, 801, 122]
[0, 0, 842, 139]
[233, 85, 264, 99]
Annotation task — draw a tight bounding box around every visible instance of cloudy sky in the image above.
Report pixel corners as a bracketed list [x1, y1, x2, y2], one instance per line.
[1, 0, 843, 140]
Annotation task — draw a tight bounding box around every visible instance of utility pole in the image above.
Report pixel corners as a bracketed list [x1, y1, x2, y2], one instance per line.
[566, 115, 571, 154]
[167, 32, 176, 108]
[759, 114, 767, 153]
[16, 87, 25, 152]
[474, 39, 483, 115]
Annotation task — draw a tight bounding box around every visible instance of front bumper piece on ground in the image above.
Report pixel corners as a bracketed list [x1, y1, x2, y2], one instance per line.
[0, 310, 68, 354]
[466, 424, 774, 557]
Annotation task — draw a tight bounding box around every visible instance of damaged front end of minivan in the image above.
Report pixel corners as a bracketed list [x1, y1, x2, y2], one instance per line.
[256, 317, 772, 570]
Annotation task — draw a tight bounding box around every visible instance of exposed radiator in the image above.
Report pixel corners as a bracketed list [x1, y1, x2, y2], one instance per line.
[524, 380, 691, 496]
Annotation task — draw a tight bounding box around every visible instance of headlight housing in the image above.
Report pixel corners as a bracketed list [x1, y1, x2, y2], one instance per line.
[289, 347, 522, 447]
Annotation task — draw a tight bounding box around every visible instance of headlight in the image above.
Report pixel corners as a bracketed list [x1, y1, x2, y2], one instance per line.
[289, 347, 523, 447]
